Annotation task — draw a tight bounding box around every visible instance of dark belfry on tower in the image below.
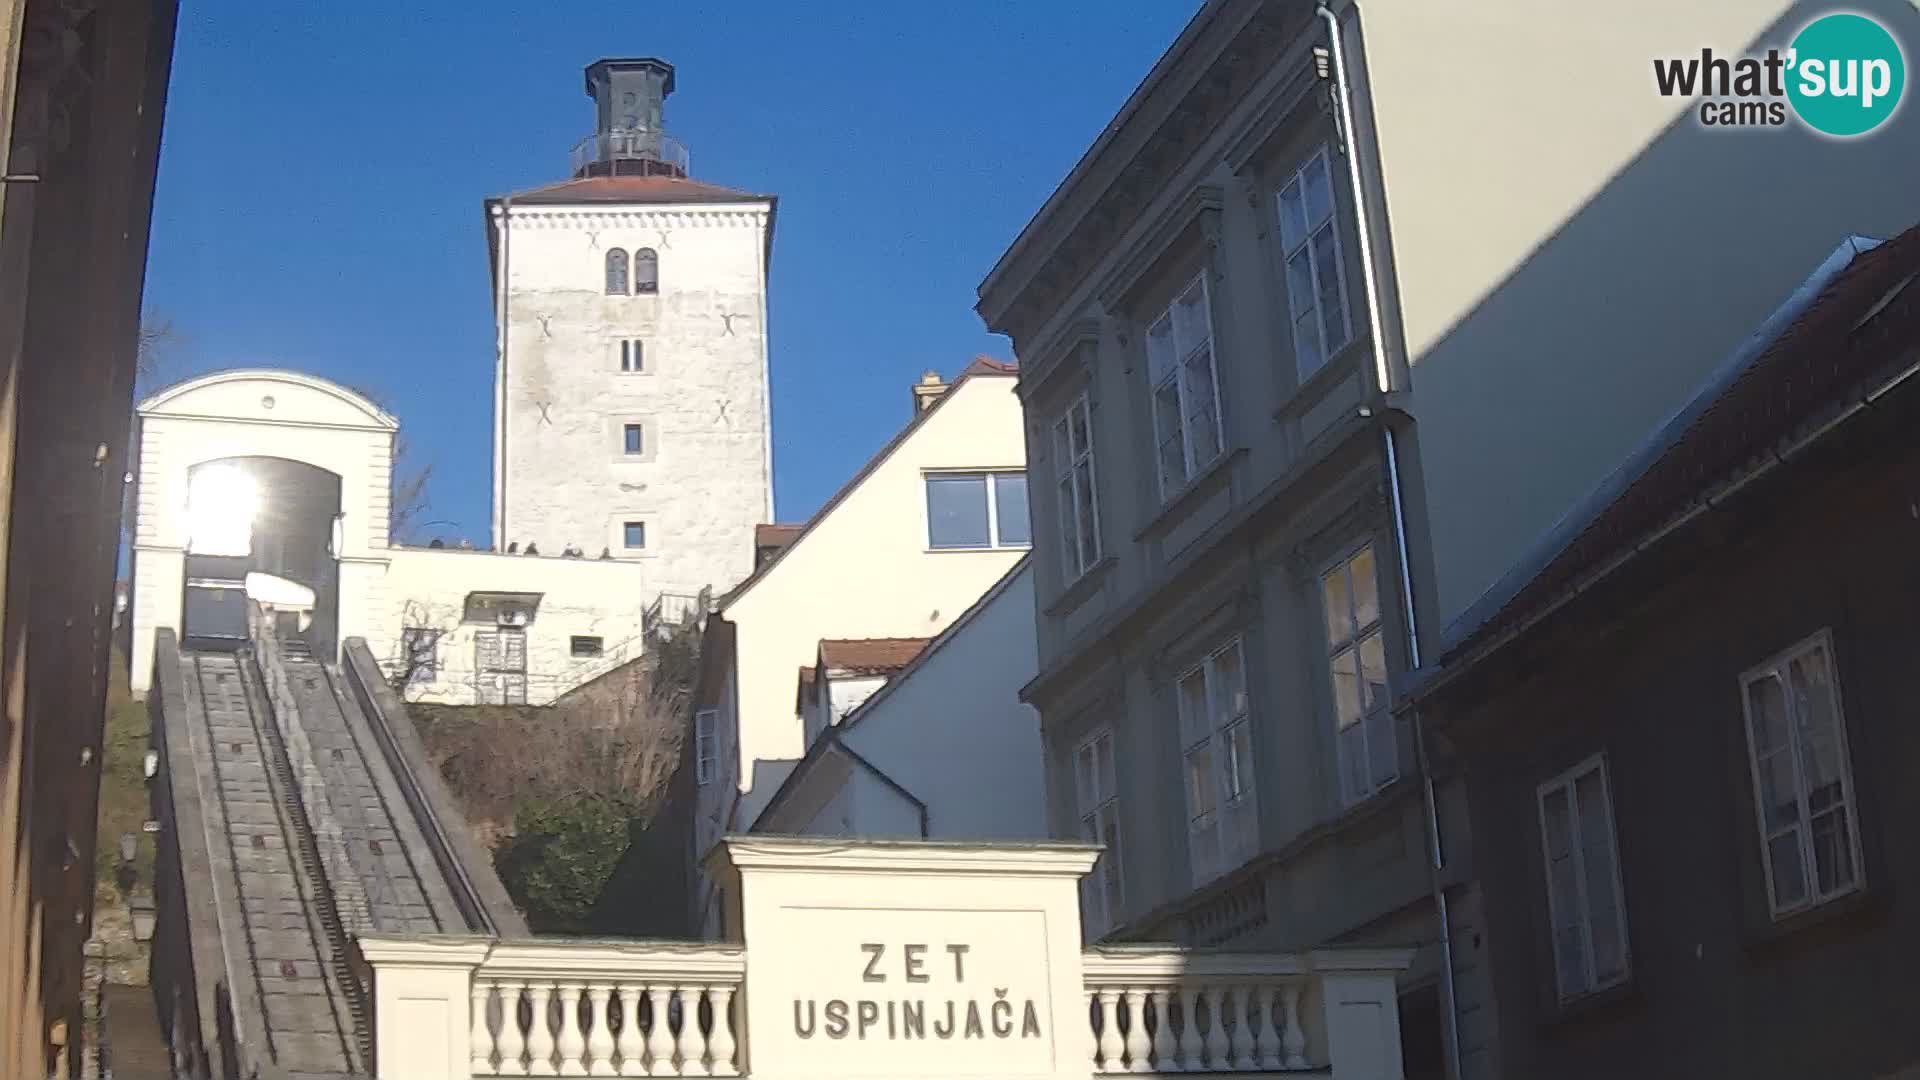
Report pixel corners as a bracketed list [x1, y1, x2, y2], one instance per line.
[572, 57, 690, 179]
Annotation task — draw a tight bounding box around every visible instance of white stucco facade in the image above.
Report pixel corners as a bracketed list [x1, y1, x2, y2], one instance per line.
[691, 368, 1030, 933]
[490, 195, 774, 602]
[129, 368, 652, 705]
[375, 546, 648, 706]
[129, 370, 398, 696]
[758, 559, 1048, 845]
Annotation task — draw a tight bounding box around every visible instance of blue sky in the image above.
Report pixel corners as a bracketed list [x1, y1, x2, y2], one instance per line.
[141, 2, 1197, 543]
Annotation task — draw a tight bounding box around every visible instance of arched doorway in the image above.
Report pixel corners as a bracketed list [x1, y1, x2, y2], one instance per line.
[180, 456, 343, 658]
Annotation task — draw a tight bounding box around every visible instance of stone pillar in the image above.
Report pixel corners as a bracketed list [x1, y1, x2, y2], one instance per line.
[358, 934, 494, 1080]
[1317, 967, 1407, 1080]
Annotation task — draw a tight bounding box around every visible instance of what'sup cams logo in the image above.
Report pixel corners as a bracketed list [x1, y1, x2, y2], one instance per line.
[1653, 11, 1907, 137]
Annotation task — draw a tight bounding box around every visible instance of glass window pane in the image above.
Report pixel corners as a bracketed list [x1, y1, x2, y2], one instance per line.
[1576, 772, 1626, 979]
[623, 521, 646, 548]
[1053, 417, 1071, 471]
[1349, 546, 1380, 629]
[1303, 155, 1335, 228]
[1074, 460, 1099, 567]
[1155, 382, 1187, 492]
[1322, 564, 1355, 645]
[605, 248, 628, 295]
[1329, 647, 1363, 730]
[1178, 669, 1209, 744]
[1224, 720, 1253, 802]
[1173, 280, 1211, 357]
[1366, 706, 1397, 788]
[1294, 308, 1324, 376]
[624, 424, 644, 454]
[1789, 648, 1845, 798]
[1278, 182, 1308, 252]
[1314, 226, 1349, 355]
[994, 473, 1031, 547]
[1286, 248, 1317, 323]
[1185, 742, 1216, 822]
[1182, 349, 1221, 463]
[1768, 830, 1808, 908]
[1069, 398, 1090, 458]
[1147, 315, 1178, 383]
[1358, 630, 1389, 713]
[926, 474, 990, 548]
[1746, 673, 1789, 754]
[1058, 475, 1080, 576]
[1215, 645, 1247, 720]
[1756, 749, 1800, 832]
[1810, 808, 1855, 896]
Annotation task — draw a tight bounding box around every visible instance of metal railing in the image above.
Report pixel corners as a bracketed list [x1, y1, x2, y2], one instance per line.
[643, 590, 709, 640]
[570, 127, 692, 177]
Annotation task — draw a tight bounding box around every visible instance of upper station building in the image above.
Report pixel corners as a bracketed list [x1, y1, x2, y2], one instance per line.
[128, 57, 772, 705]
[487, 57, 776, 602]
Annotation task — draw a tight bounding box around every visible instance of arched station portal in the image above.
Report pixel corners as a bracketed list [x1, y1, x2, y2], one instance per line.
[180, 455, 343, 656]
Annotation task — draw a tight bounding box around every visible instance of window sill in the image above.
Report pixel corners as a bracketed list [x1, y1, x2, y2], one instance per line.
[1742, 881, 1887, 952]
[1272, 334, 1373, 421]
[925, 544, 1031, 555]
[1134, 446, 1246, 544]
[1044, 556, 1117, 618]
[1537, 976, 1640, 1031]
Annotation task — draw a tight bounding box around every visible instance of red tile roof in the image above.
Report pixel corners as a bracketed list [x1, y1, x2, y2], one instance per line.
[817, 638, 931, 676]
[962, 355, 1018, 376]
[499, 175, 770, 206]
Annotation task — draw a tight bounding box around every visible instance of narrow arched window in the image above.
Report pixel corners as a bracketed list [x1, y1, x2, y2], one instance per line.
[634, 248, 659, 295]
[605, 249, 629, 295]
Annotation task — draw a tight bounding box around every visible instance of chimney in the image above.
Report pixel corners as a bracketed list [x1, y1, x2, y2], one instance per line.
[912, 370, 949, 415]
[576, 58, 686, 179]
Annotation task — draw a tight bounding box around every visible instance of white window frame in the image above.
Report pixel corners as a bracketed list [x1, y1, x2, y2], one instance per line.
[1738, 630, 1864, 920]
[923, 470, 1031, 550]
[1073, 726, 1123, 936]
[1052, 393, 1102, 582]
[1145, 274, 1226, 499]
[1276, 146, 1354, 379]
[1536, 753, 1632, 1002]
[1322, 544, 1397, 805]
[694, 708, 719, 786]
[619, 338, 646, 373]
[622, 422, 645, 456]
[1175, 639, 1257, 886]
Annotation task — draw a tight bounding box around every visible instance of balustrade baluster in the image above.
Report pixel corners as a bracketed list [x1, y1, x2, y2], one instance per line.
[1178, 984, 1202, 1071]
[1254, 984, 1282, 1070]
[1229, 987, 1254, 1069]
[669, 986, 692, 1076]
[708, 984, 739, 1076]
[1202, 986, 1230, 1069]
[558, 983, 588, 1075]
[1096, 988, 1125, 1072]
[1279, 983, 1308, 1068]
[1085, 989, 1101, 1072]
[472, 981, 499, 1076]
[684, 986, 713, 1077]
[527, 983, 559, 1076]
[588, 984, 617, 1076]
[616, 985, 646, 1077]
[498, 982, 530, 1077]
[1121, 988, 1151, 1072]
[1148, 988, 1176, 1071]
[645, 986, 676, 1076]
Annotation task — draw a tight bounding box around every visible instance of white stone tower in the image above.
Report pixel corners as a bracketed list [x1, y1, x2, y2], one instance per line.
[486, 57, 775, 602]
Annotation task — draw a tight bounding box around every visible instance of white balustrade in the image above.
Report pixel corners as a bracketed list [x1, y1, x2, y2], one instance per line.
[1081, 949, 1323, 1074]
[463, 942, 746, 1079]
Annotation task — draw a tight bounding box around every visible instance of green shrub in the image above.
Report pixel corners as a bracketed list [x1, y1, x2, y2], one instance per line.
[494, 794, 634, 934]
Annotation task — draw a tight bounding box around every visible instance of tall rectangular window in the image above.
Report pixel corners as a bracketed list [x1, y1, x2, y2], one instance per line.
[695, 708, 719, 785]
[623, 521, 647, 549]
[399, 627, 439, 683]
[623, 423, 645, 455]
[1740, 631, 1863, 919]
[620, 339, 645, 372]
[925, 471, 1030, 549]
[1177, 639, 1257, 885]
[1074, 727, 1123, 936]
[1277, 147, 1353, 378]
[1146, 275, 1224, 498]
[1537, 754, 1631, 1001]
[474, 629, 527, 706]
[1052, 394, 1101, 581]
[1323, 545, 1395, 804]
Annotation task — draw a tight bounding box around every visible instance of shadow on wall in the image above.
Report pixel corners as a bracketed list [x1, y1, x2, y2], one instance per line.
[1399, 0, 1920, 626]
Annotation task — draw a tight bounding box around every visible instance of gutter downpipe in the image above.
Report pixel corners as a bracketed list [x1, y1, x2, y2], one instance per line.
[1316, 5, 1464, 1079]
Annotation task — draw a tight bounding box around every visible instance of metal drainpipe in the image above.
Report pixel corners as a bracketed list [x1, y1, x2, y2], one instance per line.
[1316, 5, 1465, 1079]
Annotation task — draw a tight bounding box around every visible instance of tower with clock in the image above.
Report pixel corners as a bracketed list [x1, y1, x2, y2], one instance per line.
[484, 57, 776, 609]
